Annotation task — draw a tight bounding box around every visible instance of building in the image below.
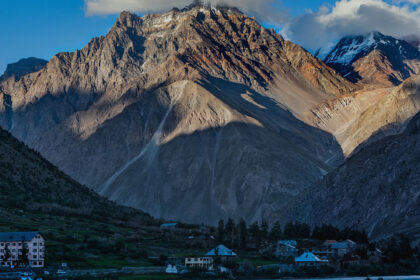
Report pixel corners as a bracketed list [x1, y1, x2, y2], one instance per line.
[185, 257, 214, 270]
[0, 232, 45, 268]
[275, 242, 299, 259]
[160, 223, 178, 230]
[278, 240, 298, 247]
[310, 247, 335, 260]
[295, 252, 328, 267]
[331, 240, 357, 257]
[205, 245, 237, 260]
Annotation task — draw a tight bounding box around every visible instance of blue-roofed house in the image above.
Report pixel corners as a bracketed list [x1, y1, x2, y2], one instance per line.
[277, 240, 298, 247]
[0, 232, 45, 268]
[160, 223, 178, 230]
[205, 245, 237, 260]
[295, 252, 328, 267]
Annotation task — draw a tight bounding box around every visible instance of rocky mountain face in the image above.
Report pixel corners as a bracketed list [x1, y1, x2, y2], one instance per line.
[278, 100, 420, 242]
[324, 32, 420, 87]
[0, 5, 354, 224]
[1, 57, 48, 80]
[309, 74, 420, 156]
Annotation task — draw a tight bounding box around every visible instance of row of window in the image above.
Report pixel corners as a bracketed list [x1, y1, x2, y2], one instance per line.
[0, 248, 43, 253]
[0, 261, 44, 266]
[0, 242, 43, 246]
[0, 254, 44, 259]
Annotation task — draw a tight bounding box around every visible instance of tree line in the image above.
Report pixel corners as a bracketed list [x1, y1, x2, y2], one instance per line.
[215, 219, 369, 249]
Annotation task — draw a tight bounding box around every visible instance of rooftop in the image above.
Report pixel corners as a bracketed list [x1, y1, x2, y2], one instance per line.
[206, 245, 237, 257]
[0, 232, 40, 242]
[295, 252, 328, 263]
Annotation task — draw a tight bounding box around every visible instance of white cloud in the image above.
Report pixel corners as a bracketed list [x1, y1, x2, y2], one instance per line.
[283, 0, 420, 52]
[85, 0, 287, 24]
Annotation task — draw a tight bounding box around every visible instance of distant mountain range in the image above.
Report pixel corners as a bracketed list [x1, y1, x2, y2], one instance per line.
[0, 4, 419, 241]
[322, 31, 420, 87]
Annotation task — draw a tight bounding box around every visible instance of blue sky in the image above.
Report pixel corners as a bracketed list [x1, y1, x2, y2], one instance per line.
[0, 0, 339, 74]
[1, 0, 419, 74]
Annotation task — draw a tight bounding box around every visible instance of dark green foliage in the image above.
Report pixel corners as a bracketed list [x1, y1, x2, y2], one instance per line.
[284, 222, 311, 239]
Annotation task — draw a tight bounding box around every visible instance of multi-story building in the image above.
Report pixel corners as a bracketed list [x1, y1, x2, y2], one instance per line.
[185, 257, 214, 270]
[0, 232, 45, 268]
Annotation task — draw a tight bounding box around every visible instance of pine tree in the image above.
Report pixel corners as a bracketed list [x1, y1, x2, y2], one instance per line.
[217, 219, 225, 244]
[238, 219, 248, 249]
[225, 218, 235, 247]
[18, 238, 29, 267]
[260, 219, 269, 240]
[270, 221, 282, 240]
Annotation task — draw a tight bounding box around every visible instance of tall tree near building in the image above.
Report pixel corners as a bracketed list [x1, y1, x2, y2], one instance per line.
[18, 237, 29, 267]
[217, 220, 225, 244]
[2, 244, 11, 265]
[270, 222, 282, 240]
[225, 218, 235, 247]
[238, 219, 248, 249]
[260, 219, 269, 240]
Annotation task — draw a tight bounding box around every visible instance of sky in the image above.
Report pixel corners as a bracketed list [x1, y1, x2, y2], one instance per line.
[1, 0, 420, 74]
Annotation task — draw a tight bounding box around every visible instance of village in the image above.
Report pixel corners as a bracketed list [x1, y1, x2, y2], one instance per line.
[0, 221, 418, 279]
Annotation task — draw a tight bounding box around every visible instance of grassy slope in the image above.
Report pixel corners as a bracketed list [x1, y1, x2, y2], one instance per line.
[0, 128, 173, 268]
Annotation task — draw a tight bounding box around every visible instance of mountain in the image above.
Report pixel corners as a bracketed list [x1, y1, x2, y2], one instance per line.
[0, 122, 153, 223]
[309, 74, 420, 156]
[403, 35, 420, 51]
[0, 5, 355, 225]
[1, 57, 48, 80]
[278, 101, 420, 242]
[324, 32, 420, 87]
[0, 124, 167, 264]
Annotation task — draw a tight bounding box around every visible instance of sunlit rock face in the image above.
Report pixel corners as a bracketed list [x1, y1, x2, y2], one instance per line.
[0, 5, 354, 224]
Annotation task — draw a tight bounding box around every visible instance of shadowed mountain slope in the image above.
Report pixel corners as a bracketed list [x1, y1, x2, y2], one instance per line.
[0, 5, 353, 224]
[277, 109, 420, 242]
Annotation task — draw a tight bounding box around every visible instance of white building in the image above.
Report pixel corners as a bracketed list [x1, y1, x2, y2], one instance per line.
[185, 257, 214, 270]
[0, 232, 45, 268]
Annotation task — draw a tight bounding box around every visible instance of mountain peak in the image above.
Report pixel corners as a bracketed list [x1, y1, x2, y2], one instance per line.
[1, 57, 48, 81]
[323, 31, 420, 85]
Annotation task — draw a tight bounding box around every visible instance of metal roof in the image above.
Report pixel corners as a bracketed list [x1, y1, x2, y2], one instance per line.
[0, 232, 39, 242]
[278, 240, 298, 247]
[160, 223, 178, 227]
[206, 245, 237, 257]
[295, 252, 328, 263]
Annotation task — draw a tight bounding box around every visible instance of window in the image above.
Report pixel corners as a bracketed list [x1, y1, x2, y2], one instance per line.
[33, 243, 37, 246]
[33, 249, 37, 252]
[33, 255, 37, 259]
[18, 242, 21, 246]
[12, 243, 15, 246]
[0, 243, 3, 246]
[12, 249, 15, 252]
[39, 243, 43, 246]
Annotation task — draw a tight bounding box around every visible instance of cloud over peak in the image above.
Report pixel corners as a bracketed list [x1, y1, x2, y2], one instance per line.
[283, 0, 420, 52]
[85, 0, 286, 24]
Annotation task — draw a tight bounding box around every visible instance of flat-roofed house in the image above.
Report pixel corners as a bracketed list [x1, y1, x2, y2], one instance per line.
[185, 257, 214, 270]
[0, 232, 45, 268]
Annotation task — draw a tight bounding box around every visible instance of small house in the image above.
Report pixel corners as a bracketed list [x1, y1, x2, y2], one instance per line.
[295, 252, 328, 267]
[205, 244, 237, 261]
